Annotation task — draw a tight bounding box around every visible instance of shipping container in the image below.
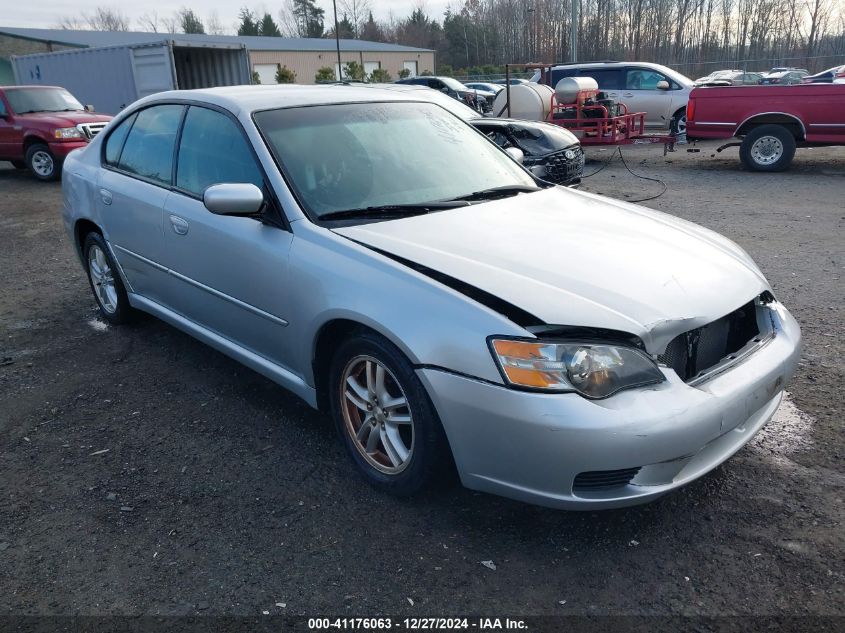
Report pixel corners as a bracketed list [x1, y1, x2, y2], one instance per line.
[12, 40, 252, 114]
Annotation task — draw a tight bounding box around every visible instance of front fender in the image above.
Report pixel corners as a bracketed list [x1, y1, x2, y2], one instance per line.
[287, 222, 530, 388]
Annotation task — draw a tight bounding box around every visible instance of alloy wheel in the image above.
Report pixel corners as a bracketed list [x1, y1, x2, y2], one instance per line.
[30, 150, 54, 178]
[87, 245, 118, 314]
[340, 355, 414, 474]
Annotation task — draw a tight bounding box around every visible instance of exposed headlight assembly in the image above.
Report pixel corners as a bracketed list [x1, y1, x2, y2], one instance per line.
[54, 127, 84, 139]
[490, 338, 665, 399]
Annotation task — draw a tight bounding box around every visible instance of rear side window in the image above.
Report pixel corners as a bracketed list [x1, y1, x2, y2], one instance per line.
[578, 68, 622, 90]
[176, 106, 263, 196]
[549, 68, 577, 86]
[104, 113, 137, 166]
[117, 104, 183, 186]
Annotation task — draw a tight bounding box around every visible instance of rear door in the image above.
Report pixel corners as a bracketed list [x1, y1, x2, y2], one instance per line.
[97, 104, 184, 301]
[158, 104, 295, 367]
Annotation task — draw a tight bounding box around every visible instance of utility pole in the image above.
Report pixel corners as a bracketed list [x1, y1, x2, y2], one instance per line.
[570, 0, 578, 62]
[332, 0, 343, 81]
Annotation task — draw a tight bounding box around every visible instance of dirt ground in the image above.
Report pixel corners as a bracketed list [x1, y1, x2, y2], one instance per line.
[0, 140, 843, 620]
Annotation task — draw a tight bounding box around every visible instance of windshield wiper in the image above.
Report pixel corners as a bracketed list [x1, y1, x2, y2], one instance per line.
[448, 184, 543, 202]
[320, 200, 470, 221]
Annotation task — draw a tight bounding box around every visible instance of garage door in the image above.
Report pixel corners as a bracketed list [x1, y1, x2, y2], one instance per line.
[254, 63, 278, 85]
[403, 61, 418, 77]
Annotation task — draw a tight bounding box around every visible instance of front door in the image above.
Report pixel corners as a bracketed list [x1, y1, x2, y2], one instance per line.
[158, 105, 296, 367]
[621, 68, 675, 127]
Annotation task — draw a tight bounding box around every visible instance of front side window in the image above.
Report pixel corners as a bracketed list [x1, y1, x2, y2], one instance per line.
[254, 101, 536, 219]
[176, 106, 263, 196]
[625, 69, 668, 90]
[117, 105, 183, 186]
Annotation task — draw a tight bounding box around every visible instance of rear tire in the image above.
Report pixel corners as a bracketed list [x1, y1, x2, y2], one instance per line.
[83, 232, 133, 324]
[25, 144, 59, 181]
[739, 125, 796, 172]
[329, 331, 453, 496]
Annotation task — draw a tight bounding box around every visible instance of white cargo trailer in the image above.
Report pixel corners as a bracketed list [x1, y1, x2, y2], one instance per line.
[12, 40, 252, 114]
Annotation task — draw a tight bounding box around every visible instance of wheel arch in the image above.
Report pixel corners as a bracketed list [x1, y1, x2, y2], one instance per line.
[311, 317, 423, 413]
[73, 218, 102, 258]
[23, 133, 51, 152]
[735, 113, 805, 140]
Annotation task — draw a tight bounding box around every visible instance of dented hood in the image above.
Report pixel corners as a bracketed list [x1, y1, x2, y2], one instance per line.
[332, 187, 770, 352]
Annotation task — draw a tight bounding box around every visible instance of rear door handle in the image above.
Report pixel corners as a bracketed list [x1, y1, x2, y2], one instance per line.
[169, 215, 189, 236]
[99, 188, 112, 205]
[623, 93, 634, 98]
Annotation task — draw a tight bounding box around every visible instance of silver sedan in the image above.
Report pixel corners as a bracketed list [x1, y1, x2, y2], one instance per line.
[61, 85, 801, 509]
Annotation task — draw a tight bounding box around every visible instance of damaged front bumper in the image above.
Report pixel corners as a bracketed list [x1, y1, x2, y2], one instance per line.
[418, 301, 801, 510]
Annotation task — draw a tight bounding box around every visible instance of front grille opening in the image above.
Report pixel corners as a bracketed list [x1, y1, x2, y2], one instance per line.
[658, 300, 759, 382]
[573, 467, 641, 491]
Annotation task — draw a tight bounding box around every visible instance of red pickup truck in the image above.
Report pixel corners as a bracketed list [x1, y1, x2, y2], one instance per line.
[686, 83, 845, 171]
[0, 85, 112, 181]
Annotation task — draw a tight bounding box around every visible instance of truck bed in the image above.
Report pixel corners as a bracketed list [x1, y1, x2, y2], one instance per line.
[687, 84, 845, 145]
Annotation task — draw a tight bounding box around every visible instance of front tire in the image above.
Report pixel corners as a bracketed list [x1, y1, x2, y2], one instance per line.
[740, 125, 796, 172]
[329, 331, 453, 496]
[83, 232, 133, 324]
[25, 144, 59, 181]
[670, 108, 687, 136]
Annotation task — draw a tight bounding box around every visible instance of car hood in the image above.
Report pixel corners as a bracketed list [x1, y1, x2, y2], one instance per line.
[19, 111, 113, 126]
[333, 187, 770, 353]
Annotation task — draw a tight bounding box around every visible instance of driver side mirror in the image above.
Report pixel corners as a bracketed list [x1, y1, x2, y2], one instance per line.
[656, 80, 670, 91]
[203, 183, 265, 216]
[505, 147, 525, 164]
[85, 104, 95, 112]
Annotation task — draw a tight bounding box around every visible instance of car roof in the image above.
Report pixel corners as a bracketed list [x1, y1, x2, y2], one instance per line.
[1, 85, 66, 90]
[547, 61, 693, 84]
[131, 84, 457, 114]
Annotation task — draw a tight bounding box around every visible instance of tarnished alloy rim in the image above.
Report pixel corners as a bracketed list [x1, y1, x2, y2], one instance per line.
[340, 355, 414, 475]
[30, 150, 54, 177]
[750, 136, 784, 165]
[675, 115, 687, 134]
[87, 245, 118, 314]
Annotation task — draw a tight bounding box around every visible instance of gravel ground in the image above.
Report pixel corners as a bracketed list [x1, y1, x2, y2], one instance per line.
[0, 141, 843, 619]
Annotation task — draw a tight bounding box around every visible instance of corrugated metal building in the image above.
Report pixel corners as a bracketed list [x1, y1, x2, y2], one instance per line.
[0, 27, 435, 86]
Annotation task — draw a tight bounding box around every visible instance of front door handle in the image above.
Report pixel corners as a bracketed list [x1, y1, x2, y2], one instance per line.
[169, 215, 189, 236]
[99, 188, 112, 205]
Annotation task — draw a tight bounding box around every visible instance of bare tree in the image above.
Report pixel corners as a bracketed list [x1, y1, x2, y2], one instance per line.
[339, 0, 373, 37]
[58, 7, 129, 31]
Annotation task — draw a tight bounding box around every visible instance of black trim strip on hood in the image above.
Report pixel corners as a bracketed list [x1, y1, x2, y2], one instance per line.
[356, 242, 544, 329]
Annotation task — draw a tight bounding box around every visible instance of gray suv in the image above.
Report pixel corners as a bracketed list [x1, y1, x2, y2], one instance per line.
[531, 61, 693, 133]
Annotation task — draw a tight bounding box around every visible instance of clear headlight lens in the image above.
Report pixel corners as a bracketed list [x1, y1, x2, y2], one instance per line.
[54, 127, 84, 139]
[490, 338, 665, 399]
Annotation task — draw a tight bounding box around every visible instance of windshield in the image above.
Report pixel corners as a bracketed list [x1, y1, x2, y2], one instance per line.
[5, 88, 84, 114]
[254, 101, 536, 219]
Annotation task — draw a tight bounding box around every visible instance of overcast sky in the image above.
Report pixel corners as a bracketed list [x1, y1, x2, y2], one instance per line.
[5, 1, 453, 31]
